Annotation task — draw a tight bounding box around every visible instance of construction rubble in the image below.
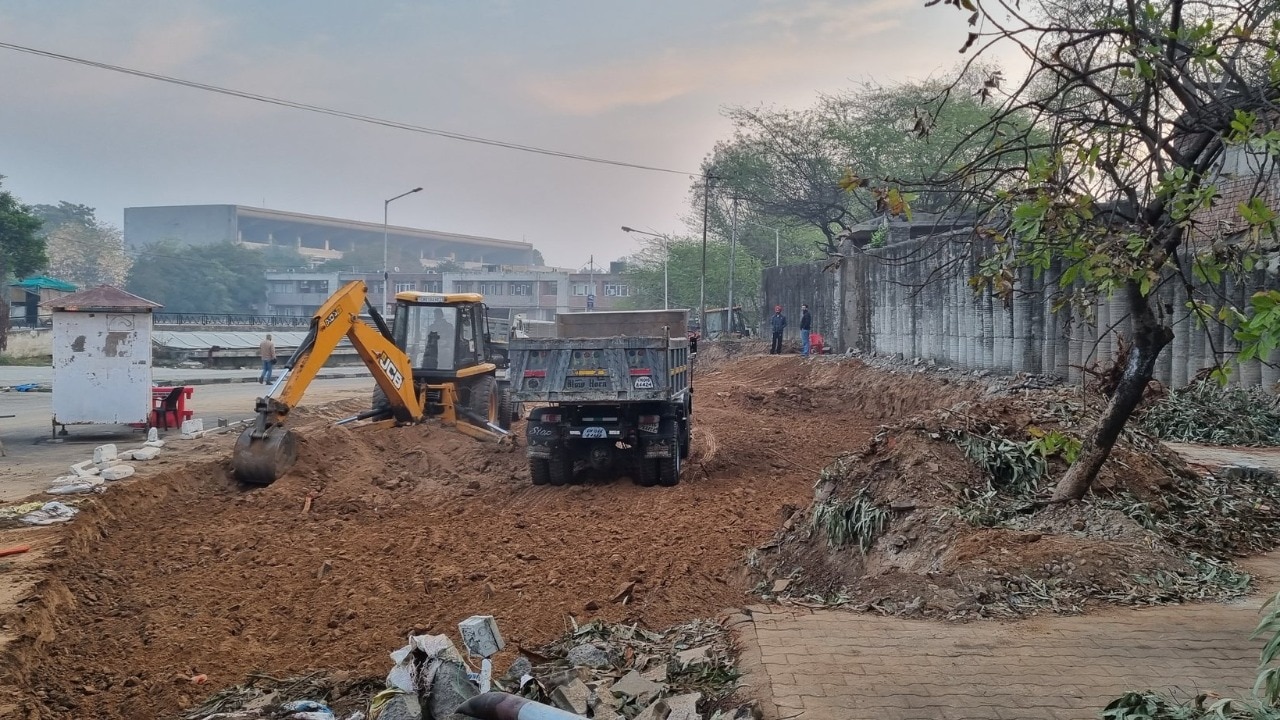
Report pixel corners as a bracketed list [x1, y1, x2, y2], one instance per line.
[180, 616, 753, 720]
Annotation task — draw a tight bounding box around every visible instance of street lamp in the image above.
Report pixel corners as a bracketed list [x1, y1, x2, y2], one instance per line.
[383, 187, 423, 317]
[621, 226, 669, 309]
[745, 220, 784, 266]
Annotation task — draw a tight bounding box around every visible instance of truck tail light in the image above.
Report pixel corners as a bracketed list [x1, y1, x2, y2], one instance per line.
[639, 415, 659, 425]
[629, 368, 652, 376]
[523, 370, 547, 378]
[540, 413, 562, 423]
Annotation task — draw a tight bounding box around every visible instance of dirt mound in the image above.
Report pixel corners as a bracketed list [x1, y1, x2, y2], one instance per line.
[753, 389, 1275, 618]
[5, 354, 983, 719]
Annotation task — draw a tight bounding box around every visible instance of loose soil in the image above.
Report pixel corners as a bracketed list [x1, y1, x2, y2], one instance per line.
[2, 355, 978, 719]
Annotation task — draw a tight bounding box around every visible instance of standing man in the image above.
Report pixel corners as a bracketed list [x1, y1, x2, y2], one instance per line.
[259, 334, 277, 384]
[769, 305, 787, 355]
[800, 304, 812, 357]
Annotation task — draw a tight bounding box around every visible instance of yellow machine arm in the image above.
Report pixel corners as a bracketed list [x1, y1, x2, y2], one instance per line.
[232, 280, 421, 485]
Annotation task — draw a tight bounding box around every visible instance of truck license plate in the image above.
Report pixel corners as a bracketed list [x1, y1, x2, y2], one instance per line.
[582, 426, 607, 439]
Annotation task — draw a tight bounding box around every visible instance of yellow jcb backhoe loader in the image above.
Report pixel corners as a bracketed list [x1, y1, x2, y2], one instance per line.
[231, 280, 510, 486]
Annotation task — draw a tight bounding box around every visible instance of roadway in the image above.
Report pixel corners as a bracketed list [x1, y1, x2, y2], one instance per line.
[0, 373, 373, 502]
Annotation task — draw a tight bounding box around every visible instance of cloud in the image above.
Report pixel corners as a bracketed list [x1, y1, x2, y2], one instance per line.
[519, 0, 907, 116]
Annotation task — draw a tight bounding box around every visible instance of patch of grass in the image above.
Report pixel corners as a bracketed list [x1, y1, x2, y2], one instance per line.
[1141, 380, 1280, 446]
[0, 354, 50, 366]
[811, 490, 889, 553]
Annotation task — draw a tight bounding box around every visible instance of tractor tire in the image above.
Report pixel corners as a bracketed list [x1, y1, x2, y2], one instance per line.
[547, 452, 572, 486]
[466, 375, 500, 428]
[529, 458, 550, 486]
[498, 384, 514, 431]
[658, 435, 682, 487]
[371, 385, 391, 418]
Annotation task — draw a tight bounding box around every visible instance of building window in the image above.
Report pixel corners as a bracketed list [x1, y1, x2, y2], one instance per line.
[509, 282, 532, 296]
[298, 280, 329, 294]
[480, 282, 504, 296]
[452, 281, 474, 293]
[423, 281, 442, 293]
[394, 282, 416, 293]
[604, 283, 629, 297]
[370, 281, 385, 296]
[541, 281, 559, 296]
[571, 282, 592, 296]
[268, 281, 294, 294]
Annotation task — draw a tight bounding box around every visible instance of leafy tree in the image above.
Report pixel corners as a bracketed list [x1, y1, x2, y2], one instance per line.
[0, 178, 46, 351]
[125, 241, 302, 314]
[696, 71, 1017, 256]
[31, 202, 131, 288]
[903, 0, 1280, 501]
[622, 237, 764, 324]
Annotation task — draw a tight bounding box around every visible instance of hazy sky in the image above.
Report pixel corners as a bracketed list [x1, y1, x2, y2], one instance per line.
[0, 1, 990, 269]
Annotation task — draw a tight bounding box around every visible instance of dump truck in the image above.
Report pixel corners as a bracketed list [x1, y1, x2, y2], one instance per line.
[507, 309, 692, 487]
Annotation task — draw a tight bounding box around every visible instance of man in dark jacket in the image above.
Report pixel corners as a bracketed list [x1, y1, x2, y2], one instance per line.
[769, 305, 786, 354]
[800, 304, 812, 357]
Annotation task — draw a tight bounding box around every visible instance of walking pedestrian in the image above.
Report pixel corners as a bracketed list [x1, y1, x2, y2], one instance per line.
[259, 334, 277, 384]
[800, 304, 812, 357]
[769, 305, 786, 355]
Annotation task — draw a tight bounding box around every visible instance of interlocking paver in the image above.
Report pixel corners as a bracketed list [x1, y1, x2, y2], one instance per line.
[736, 555, 1280, 720]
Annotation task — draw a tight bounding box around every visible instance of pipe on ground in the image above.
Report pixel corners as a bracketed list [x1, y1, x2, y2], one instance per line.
[456, 692, 588, 720]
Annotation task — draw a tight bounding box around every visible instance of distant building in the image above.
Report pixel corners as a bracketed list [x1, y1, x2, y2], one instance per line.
[123, 204, 535, 267]
[262, 262, 631, 320]
[8, 275, 78, 328]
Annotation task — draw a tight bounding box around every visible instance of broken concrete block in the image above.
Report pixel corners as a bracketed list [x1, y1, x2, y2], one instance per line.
[95, 459, 122, 471]
[144, 439, 165, 448]
[611, 670, 664, 703]
[665, 693, 701, 720]
[101, 465, 135, 481]
[676, 645, 711, 669]
[129, 446, 162, 461]
[180, 419, 204, 436]
[551, 679, 590, 716]
[567, 642, 614, 668]
[634, 698, 670, 720]
[147, 427, 159, 443]
[70, 460, 101, 478]
[641, 664, 668, 683]
[46, 475, 104, 495]
[771, 578, 791, 593]
[93, 444, 118, 464]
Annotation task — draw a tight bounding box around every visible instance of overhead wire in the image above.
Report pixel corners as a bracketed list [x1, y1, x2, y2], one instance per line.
[0, 40, 704, 178]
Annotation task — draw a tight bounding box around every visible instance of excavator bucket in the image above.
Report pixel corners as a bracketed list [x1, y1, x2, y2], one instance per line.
[231, 426, 299, 486]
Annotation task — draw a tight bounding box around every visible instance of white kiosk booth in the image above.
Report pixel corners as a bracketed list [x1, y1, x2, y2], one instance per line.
[42, 286, 162, 437]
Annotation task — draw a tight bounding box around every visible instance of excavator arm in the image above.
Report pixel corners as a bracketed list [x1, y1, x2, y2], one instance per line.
[232, 281, 422, 485]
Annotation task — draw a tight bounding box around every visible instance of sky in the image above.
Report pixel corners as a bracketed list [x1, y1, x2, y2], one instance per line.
[0, 0, 998, 270]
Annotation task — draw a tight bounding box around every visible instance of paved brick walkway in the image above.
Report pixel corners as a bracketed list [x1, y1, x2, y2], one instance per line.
[733, 555, 1280, 720]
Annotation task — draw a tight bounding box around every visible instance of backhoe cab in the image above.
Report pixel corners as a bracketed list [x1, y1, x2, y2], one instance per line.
[377, 291, 510, 430]
[231, 282, 509, 487]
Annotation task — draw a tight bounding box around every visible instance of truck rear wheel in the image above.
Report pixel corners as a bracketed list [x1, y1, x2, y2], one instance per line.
[548, 452, 572, 486]
[659, 436, 682, 486]
[635, 458, 658, 487]
[529, 458, 550, 486]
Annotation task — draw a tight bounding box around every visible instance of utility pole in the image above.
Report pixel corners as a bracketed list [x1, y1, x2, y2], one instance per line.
[700, 174, 715, 336]
[727, 196, 739, 321]
[588, 255, 595, 312]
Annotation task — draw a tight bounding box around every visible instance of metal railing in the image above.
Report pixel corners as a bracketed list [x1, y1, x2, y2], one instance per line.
[152, 312, 312, 328]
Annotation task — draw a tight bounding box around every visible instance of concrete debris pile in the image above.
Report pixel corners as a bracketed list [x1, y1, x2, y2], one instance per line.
[179, 618, 752, 720]
[46, 438, 167, 495]
[507, 618, 755, 720]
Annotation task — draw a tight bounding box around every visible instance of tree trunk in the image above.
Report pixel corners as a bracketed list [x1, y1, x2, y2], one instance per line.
[1051, 282, 1173, 502]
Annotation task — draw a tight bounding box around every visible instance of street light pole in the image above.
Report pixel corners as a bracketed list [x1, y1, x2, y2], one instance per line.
[621, 226, 669, 309]
[743, 219, 784, 267]
[383, 186, 423, 317]
[700, 174, 716, 336]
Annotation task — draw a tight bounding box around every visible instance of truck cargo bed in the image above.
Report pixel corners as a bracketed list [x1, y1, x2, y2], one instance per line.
[508, 336, 690, 404]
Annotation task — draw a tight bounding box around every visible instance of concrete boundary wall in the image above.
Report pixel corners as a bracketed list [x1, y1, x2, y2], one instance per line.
[763, 235, 1280, 388]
